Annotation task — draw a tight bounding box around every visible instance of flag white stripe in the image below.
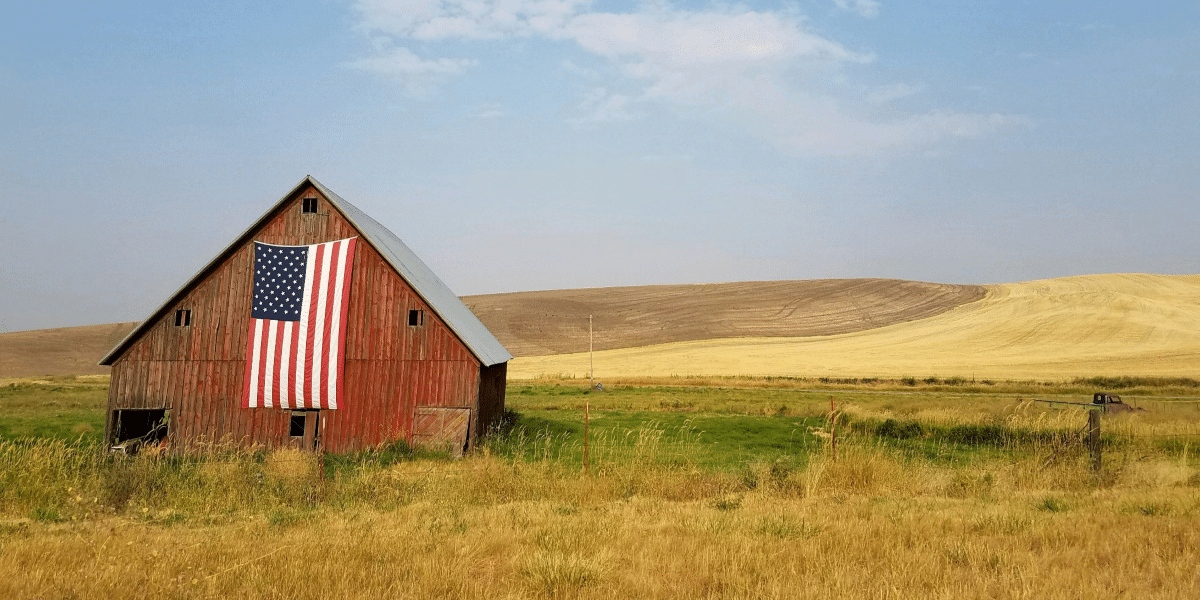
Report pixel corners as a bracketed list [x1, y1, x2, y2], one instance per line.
[294, 249, 316, 408]
[248, 319, 264, 408]
[264, 320, 278, 408]
[279, 321, 293, 409]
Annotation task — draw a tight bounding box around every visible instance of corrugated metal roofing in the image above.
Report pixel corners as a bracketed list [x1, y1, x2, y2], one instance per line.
[100, 176, 511, 367]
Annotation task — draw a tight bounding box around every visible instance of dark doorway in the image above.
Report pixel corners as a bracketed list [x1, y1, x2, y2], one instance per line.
[110, 409, 169, 453]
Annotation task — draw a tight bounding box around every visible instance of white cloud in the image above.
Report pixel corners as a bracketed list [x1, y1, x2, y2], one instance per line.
[346, 46, 476, 98]
[564, 9, 870, 67]
[833, 0, 881, 19]
[352, 0, 1027, 155]
[354, 0, 586, 40]
[561, 7, 871, 109]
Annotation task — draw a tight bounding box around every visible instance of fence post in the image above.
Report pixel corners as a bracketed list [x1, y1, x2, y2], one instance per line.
[1087, 410, 1102, 472]
[830, 396, 837, 462]
[583, 399, 590, 476]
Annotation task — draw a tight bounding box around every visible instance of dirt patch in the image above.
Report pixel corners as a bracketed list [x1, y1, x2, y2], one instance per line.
[464, 279, 985, 357]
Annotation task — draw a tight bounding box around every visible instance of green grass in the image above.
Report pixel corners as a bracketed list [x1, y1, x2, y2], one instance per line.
[491, 408, 825, 471]
[0, 378, 108, 441]
[5, 379, 1197, 473]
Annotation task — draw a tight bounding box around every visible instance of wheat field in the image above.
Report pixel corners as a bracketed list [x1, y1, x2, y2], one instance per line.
[510, 274, 1200, 381]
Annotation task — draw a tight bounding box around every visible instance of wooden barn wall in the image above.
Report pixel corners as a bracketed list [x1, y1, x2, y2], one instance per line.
[106, 185, 485, 452]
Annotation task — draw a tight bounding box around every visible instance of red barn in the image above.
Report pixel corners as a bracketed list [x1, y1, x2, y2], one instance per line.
[99, 176, 511, 454]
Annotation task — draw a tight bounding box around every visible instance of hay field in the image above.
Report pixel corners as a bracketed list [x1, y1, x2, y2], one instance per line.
[511, 274, 1200, 381]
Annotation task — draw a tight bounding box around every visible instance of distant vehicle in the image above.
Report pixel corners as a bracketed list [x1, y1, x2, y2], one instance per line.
[1092, 392, 1139, 413]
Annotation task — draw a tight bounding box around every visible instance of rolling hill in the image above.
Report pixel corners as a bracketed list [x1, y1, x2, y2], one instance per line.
[0, 322, 138, 379]
[0, 279, 982, 378]
[510, 274, 1200, 381]
[462, 279, 985, 357]
[4, 274, 1197, 380]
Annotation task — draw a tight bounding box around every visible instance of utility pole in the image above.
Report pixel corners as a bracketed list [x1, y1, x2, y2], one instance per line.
[586, 314, 593, 476]
[589, 314, 594, 390]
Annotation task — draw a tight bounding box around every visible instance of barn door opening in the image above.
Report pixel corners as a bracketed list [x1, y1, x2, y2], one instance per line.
[289, 410, 321, 451]
[110, 409, 170, 454]
[413, 407, 472, 457]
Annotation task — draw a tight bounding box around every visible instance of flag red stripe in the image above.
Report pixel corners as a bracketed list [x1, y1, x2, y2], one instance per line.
[269, 321, 281, 408]
[288, 318, 302, 408]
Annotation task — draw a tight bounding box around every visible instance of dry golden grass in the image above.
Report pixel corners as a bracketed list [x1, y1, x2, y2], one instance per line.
[2, 442, 1198, 599]
[512, 274, 1200, 380]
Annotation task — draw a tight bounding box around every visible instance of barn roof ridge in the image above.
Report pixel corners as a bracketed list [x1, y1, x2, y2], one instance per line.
[100, 176, 511, 367]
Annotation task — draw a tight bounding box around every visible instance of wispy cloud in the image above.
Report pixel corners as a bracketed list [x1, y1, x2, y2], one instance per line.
[570, 88, 636, 125]
[351, 0, 1026, 155]
[833, 0, 881, 19]
[346, 46, 476, 98]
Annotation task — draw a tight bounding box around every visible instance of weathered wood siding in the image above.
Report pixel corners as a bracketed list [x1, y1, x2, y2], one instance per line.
[106, 184, 490, 452]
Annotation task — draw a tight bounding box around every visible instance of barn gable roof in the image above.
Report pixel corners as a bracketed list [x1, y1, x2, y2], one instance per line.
[100, 176, 512, 367]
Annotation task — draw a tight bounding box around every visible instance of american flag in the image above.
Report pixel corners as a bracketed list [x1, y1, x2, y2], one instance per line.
[241, 238, 357, 410]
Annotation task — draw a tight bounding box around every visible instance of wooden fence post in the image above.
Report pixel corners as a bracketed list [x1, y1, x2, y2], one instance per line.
[830, 396, 837, 462]
[1087, 410, 1102, 472]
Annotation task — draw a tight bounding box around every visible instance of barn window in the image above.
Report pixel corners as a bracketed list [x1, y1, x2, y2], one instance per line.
[290, 412, 306, 437]
[290, 410, 321, 438]
[408, 309, 424, 327]
[174, 309, 192, 327]
[302, 197, 319, 213]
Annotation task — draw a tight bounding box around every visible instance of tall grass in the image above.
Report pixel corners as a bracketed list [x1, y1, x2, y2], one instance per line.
[2, 427, 1198, 599]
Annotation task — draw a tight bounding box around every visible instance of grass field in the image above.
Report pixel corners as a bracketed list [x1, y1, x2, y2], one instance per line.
[4, 274, 1198, 596]
[2, 378, 1199, 598]
[511, 274, 1200, 380]
[0, 376, 108, 441]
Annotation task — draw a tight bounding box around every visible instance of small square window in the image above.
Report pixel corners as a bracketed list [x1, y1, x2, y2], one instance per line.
[174, 309, 192, 327]
[302, 197, 318, 213]
[408, 309, 424, 327]
[289, 410, 321, 440]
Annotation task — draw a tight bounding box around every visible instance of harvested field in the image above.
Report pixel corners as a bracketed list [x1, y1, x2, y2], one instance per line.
[6, 274, 1197, 381]
[511, 274, 1200, 381]
[0, 322, 137, 378]
[464, 279, 985, 356]
[0, 280, 983, 376]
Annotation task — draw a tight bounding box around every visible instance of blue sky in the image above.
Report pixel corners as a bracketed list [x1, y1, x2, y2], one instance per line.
[1, 1, 1197, 332]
